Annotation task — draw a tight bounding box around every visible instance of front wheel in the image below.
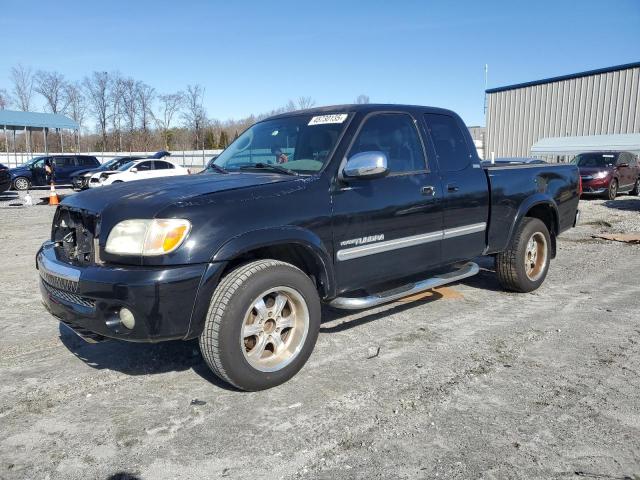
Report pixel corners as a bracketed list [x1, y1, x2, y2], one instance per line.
[605, 179, 618, 200]
[199, 260, 321, 391]
[631, 178, 640, 196]
[13, 177, 31, 191]
[495, 217, 551, 293]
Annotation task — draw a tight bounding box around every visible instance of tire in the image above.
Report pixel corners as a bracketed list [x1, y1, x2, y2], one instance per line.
[495, 217, 551, 293]
[199, 259, 321, 391]
[13, 177, 30, 191]
[631, 178, 640, 196]
[605, 179, 618, 200]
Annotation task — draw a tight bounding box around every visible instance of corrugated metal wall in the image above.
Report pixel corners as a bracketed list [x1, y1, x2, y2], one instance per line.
[485, 66, 640, 159]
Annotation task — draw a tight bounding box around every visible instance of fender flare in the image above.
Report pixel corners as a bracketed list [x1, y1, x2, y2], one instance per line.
[507, 194, 559, 253]
[211, 226, 336, 297]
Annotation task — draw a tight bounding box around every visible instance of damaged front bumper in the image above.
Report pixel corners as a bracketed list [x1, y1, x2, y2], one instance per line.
[37, 241, 221, 343]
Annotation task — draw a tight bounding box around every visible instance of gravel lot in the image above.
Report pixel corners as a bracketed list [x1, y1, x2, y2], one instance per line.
[0, 187, 639, 480]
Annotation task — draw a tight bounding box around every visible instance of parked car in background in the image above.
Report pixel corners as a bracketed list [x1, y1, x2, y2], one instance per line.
[0, 163, 11, 194]
[72, 151, 172, 190]
[573, 151, 640, 199]
[9, 155, 100, 190]
[481, 157, 547, 166]
[88, 158, 188, 187]
[72, 156, 145, 190]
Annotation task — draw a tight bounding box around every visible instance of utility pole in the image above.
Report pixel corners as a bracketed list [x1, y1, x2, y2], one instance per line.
[483, 64, 489, 115]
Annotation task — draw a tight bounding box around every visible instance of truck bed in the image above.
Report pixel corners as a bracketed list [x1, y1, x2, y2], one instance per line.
[483, 163, 581, 254]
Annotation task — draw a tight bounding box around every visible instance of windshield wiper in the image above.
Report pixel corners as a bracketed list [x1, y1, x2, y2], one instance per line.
[207, 163, 229, 174]
[238, 163, 298, 176]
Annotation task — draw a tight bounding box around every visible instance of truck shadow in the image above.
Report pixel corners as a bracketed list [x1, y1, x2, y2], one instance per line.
[58, 258, 497, 388]
[58, 323, 238, 391]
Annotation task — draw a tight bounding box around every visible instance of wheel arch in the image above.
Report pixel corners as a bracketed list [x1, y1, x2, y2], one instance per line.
[509, 196, 559, 258]
[212, 227, 336, 300]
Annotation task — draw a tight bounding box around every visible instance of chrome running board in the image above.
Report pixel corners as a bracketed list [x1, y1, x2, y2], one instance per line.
[328, 262, 479, 310]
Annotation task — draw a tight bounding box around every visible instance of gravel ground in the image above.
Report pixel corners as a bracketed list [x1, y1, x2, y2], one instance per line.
[0, 188, 639, 480]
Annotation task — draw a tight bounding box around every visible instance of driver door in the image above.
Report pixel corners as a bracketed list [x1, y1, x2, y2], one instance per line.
[331, 112, 444, 294]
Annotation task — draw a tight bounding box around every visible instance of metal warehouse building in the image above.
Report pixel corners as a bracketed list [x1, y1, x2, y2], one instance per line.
[485, 62, 640, 159]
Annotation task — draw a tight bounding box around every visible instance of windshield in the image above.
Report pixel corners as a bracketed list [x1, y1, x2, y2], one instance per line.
[210, 113, 349, 174]
[20, 156, 45, 168]
[572, 153, 617, 168]
[117, 161, 137, 172]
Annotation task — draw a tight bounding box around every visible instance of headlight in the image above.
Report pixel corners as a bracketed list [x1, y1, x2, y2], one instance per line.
[105, 219, 191, 256]
[593, 171, 610, 179]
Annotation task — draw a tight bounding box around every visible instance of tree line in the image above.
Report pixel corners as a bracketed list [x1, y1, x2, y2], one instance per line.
[0, 64, 370, 154]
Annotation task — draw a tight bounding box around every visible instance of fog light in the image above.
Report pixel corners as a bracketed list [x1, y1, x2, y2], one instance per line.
[119, 308, 135, 330]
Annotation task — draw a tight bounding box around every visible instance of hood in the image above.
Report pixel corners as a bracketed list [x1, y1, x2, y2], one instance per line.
[579, 165, 614, 175]
[8, 166, 29, 176]
[61, 172, 298, 216]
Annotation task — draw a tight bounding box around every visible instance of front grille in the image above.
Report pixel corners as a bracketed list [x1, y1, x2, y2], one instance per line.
[39, 269, 79, 292]
[52, 207, 99, 266]
[42, 280, 96, 309]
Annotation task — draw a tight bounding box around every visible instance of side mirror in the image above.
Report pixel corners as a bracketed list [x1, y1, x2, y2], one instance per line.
[343, 151, 389, 179]
[130, 167, 138, 173]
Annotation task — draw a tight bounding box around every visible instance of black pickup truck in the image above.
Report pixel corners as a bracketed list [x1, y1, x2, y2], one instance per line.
[37, 104, 580, 390]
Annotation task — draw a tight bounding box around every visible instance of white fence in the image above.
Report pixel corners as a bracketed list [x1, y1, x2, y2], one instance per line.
[0, 150, 223, 169]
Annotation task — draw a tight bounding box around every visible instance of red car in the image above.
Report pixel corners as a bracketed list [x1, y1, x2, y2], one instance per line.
[574, 151, 640, 200]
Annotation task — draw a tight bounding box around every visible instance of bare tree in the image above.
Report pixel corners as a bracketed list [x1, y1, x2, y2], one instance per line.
[35, 71, 68, 114]
[0, 89, 10, 110]
[285, 100, 296, 112]
[182, 84, 207, 150]
[137, 82, 155, 150]
[10, 64, 35, 111]
[109, 74, 126, 151]
[355, 94, 370, 104]
[153, 92, 183, 149]
[120, 77, 140, 149]
[64, 82, 87, 127]
[297, 96, 315, 110]
[83, 71, 111, 151]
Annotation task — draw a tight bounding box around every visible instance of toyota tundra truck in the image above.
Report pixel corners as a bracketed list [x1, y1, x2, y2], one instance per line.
[37, 104, 581, 390]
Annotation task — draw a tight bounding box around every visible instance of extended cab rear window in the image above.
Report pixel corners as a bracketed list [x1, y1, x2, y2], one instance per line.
[424, 114, 470, 172]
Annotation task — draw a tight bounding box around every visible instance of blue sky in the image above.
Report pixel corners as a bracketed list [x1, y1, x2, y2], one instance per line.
[0, 0, 638, 127]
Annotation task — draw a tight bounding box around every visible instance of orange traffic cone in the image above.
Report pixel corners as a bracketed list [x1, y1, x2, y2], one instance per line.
[49, 182, 59, 206]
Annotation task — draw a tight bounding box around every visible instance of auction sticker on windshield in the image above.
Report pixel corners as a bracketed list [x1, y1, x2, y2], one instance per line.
[308, 114, 348, 125]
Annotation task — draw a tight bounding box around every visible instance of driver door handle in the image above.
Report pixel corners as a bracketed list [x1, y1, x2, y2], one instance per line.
[421, 185, 436, 196]
[447, 183, 460, 192]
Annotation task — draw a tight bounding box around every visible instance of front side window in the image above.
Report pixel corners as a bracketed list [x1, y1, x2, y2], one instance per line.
[136, 161, 153, 171]
[348, 113, 426, 173]
[424, 113, 471, 172]
[212, 113, 348, 174]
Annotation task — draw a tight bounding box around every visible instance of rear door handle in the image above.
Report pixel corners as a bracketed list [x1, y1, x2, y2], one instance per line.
[447, 184, 459, 192]
[421, 185, 436, 196]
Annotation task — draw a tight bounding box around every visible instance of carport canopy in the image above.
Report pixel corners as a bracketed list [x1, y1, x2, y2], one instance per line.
[1, 109, 80, 155]
[531, 133, 640, 155]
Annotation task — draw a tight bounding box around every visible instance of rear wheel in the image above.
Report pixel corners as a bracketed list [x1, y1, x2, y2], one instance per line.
[605, 179, 618, 200]
[199, 259, 321, 391]
[631, 178, 640, 196]
[495, 217, 551, 293]
[13, 177, 30, 191]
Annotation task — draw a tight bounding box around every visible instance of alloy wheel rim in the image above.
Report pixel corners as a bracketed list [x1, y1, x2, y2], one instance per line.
[240, 286, 309, 372]
[609, 181, 617, 199]
[524, 232, 548, 282]
[15, 178, 28, 190]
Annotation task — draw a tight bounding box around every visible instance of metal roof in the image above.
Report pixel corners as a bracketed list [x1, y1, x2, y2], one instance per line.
[486, 61, 640, 94]
[0, 109, 79, 130]
[531, 134, 640, 155]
